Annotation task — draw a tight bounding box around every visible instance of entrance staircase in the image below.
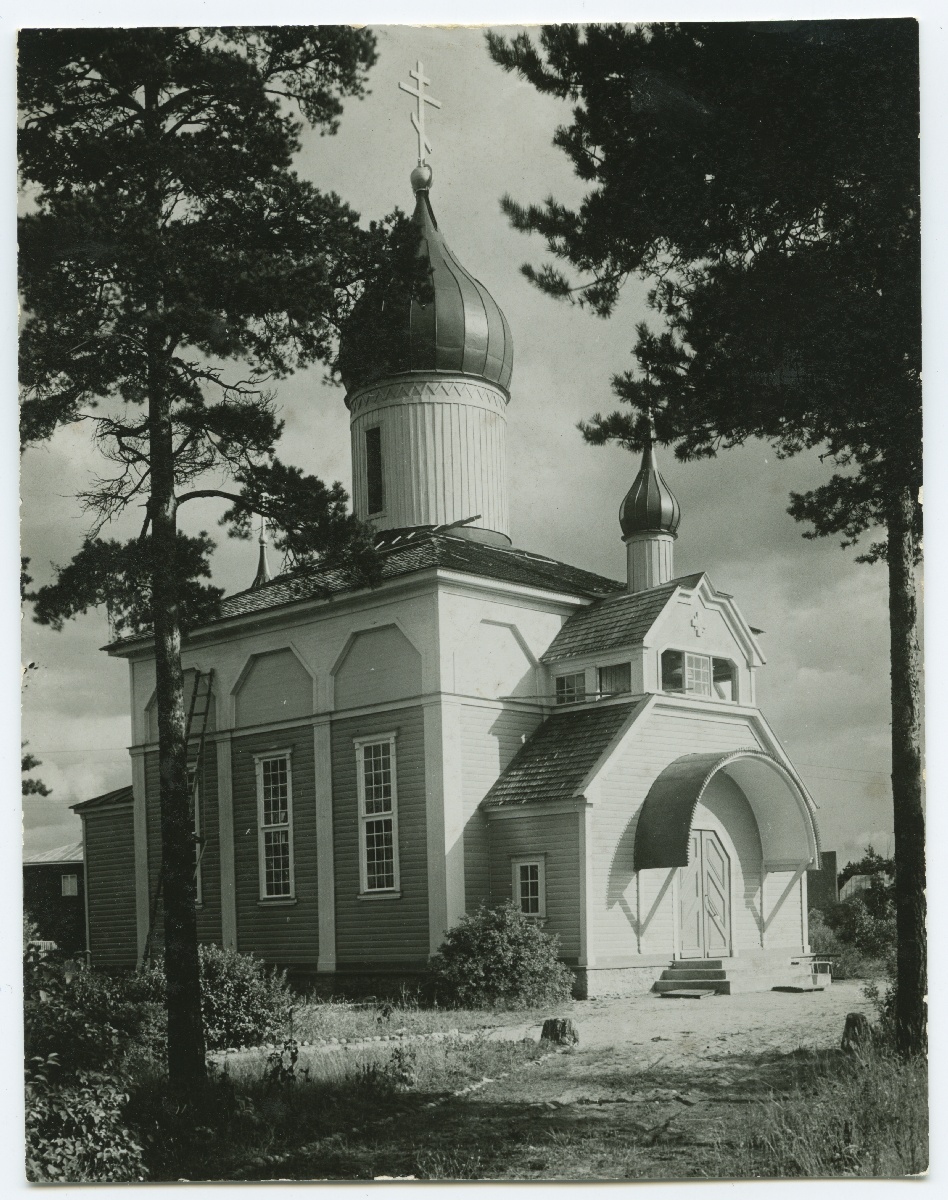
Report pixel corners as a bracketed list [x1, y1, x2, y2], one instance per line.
[653, 956, 827, 996]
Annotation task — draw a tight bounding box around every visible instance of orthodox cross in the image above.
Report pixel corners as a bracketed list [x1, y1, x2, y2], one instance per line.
[691, 610, 706, 638]
[399, 60, 442, 164]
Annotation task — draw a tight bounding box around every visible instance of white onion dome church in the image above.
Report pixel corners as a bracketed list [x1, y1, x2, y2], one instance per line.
[77, 60, 826, 999]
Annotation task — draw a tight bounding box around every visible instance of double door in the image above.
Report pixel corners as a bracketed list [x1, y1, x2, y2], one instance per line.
[679, 829, 731, 958]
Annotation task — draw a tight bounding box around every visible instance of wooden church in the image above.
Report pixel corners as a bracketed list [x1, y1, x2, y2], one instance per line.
[76, 127, 823, 998]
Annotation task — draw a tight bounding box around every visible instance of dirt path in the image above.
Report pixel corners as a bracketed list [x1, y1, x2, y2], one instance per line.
[424, 981, 880, 1179]
[490, 979, 873, 1068]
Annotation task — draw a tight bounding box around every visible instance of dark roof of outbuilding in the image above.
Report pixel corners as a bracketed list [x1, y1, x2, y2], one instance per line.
[71, 785, 134, 814]
[107, 530, 621, 650]
[483, 700, 639, 808]
[541, 574, 704, 664]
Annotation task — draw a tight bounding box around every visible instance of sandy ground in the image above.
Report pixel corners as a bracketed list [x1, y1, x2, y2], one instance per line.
[486, 979, 875, 1069]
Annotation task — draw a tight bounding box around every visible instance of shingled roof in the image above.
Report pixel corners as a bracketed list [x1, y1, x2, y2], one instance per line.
[541, 573, 704, 664]
[483, 700, 639, 808]
[108, 531, 622, 650]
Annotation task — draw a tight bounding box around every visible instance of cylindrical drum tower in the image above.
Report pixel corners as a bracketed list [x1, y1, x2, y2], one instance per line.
[339, 165, 514, 546]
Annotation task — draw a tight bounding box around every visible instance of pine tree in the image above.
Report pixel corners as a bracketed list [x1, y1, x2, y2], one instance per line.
[488, 20, 923, 1055]
[19, 26, 399, 1084]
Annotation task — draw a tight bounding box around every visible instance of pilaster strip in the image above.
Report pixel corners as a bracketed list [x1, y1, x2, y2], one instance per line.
[422, 700, 449, 953]
[314, 720, 336, 972]
[131, 749, 149, 965]
[577, 804, 595, 968]
[216, 733, 237, 950]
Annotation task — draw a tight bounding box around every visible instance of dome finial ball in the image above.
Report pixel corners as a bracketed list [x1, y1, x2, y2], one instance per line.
[411, 163, 433, 193]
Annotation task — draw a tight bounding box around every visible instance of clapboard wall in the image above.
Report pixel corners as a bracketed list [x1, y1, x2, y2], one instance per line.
[82, 802, 137, 969]
[331, 705, 429, 967]
[486, 810, 581, 961]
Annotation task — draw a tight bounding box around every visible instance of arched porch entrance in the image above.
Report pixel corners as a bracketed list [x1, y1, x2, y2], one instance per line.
[634, 749, 821, 959]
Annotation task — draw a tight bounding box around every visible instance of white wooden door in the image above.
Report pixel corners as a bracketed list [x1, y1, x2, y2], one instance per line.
[678, 829, 732, 958]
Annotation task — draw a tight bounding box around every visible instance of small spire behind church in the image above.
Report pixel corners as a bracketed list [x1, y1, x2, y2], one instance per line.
[619, 413, 681, 593]
[250, 515, 272, 591]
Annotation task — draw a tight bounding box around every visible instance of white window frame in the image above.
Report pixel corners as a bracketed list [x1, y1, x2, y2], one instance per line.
[684, 652, 712, 697]
[554, 672, 586, 705]
[61, 873, 78, 897]
[355, 733, 400, 895]
[511, 856, 546, 919]
[254, 750, 295, 900]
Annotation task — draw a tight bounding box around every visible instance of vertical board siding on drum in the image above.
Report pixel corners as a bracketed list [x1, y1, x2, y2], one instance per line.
[460, 704, 544, 910]
[592, 708, 766, 962]
[84, 806, 137, 969]
[487, 812, 581, 960]
[350, 381, 509, 536]
[231, 724, 318, 964]
[331, 706, 429, 966]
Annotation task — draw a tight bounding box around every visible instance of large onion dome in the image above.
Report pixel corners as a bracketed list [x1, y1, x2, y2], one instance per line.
[619, 434, 682, 537]
[338, 165, 514, 397]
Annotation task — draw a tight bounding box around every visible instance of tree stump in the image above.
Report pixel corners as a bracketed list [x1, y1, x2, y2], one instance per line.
[840, 1011, 874, 1053]
[540, 1017, 579, 1046]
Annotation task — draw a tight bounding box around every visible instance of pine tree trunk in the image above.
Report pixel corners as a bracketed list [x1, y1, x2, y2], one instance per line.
[887, 483, 926, 1057]
[148, 380, 207, 1086]
[143, 71, 205, 1084]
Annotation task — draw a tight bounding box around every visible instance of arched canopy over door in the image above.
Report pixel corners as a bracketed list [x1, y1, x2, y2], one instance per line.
[633, 749, 820, 872]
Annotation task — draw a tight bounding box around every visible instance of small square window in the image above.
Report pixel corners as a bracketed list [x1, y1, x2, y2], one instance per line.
[598, 662, 631, 696]
[555, 672, 586, 705]
[512, 858, 546, 918]
[61, 873, 78, 897]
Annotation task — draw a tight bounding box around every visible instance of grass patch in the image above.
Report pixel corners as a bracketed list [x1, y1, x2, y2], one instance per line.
[127, 1033, 547, 1181]
[715, 1045, 928, 1178]
[287, 995, 522, 1045]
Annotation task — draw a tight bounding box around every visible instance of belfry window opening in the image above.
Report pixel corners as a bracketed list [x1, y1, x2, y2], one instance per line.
[661, 650, 736, 701]
[365, 426, 384, 515]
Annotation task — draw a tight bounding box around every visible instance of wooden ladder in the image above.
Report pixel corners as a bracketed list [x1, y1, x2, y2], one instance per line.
[142, 669, 215, 965]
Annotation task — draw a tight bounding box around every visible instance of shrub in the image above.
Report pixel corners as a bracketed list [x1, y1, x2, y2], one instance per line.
[197, 944, 293, 1050]
[26, 1069, 146, 1183]
[429, 902, 575, 1008]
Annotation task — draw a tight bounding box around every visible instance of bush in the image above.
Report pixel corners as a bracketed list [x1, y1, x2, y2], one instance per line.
[26, 1069, 146, 1183]
[429, 902, 575, 1009]
[197, 944, 293, 1050]
[809, 881, 896, 979]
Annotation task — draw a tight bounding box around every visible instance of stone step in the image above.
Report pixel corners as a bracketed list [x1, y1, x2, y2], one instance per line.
[654, 970, 825, 996]
[660, 967, 728, 980]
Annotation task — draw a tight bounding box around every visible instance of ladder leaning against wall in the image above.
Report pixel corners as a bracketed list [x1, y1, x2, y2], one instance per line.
[142, 668, 214, 965]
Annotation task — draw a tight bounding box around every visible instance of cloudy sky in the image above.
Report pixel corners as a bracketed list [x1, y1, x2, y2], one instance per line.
[19, 20, 908, 872]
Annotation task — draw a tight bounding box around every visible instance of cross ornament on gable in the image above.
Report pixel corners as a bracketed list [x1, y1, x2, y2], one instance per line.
[399, 60, 442, 164]
[691, 610, 706, 638]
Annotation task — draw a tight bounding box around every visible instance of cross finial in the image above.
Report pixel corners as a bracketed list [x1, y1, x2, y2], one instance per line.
[398, 60, 442, 165]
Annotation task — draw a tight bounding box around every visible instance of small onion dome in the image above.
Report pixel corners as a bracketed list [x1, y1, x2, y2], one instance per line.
[619, 438, 682, 537]
[338, 167, 514, 397]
